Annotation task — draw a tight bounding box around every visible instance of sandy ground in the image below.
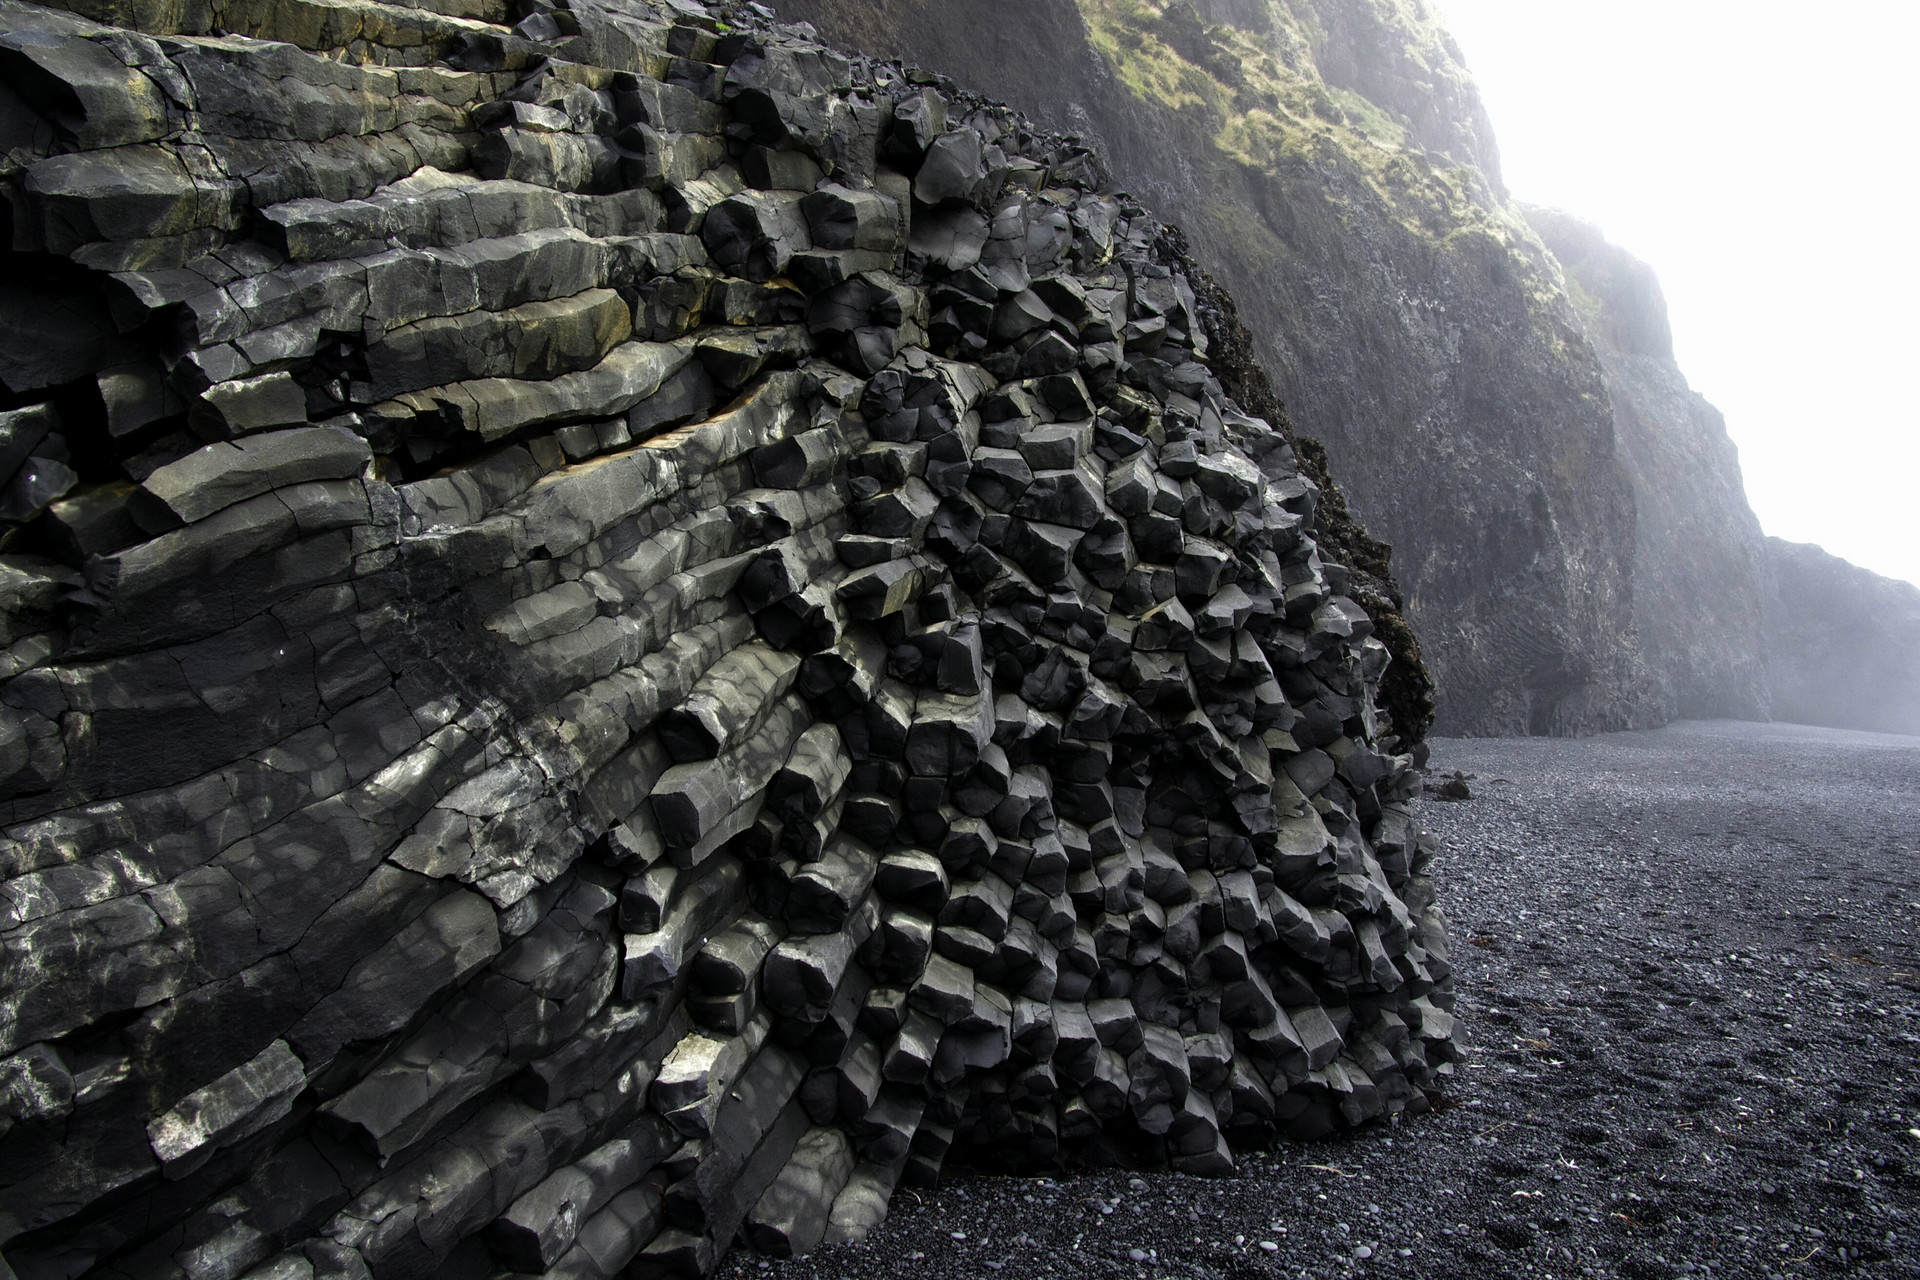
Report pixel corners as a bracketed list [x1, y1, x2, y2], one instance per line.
[753, 720, 1920, 1280]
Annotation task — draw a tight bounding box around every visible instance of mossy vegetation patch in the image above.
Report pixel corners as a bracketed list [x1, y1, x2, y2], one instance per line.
[1075, 0, 1578, 328]
[1078, 1, 1476, 237]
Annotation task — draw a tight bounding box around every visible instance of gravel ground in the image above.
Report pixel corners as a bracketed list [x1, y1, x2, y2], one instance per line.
[751, 720, 1920, 1280]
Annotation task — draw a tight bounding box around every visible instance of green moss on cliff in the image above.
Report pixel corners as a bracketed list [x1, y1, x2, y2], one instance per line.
[1075, 0, 1647, 739]
[1562, 272, 1606, 333]
[1077, 0, 1580, 341]
[1081, 0, 1486, 239]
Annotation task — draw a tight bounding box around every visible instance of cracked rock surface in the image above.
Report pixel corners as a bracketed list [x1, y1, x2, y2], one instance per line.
[0, 0, 1449, 1276]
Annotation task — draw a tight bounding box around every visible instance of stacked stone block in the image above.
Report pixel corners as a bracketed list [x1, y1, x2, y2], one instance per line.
[0, 0, 1457, 1276]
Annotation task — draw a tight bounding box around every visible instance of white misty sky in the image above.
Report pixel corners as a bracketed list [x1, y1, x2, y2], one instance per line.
[1431, 0, 1920, 588]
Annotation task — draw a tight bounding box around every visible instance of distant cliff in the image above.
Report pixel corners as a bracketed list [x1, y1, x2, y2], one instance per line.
[1765, 539, 1920, 736]
[1524, 207, 1773, 724]
[1520, 209, 1920, 737]
[776, 0, 1919, 738]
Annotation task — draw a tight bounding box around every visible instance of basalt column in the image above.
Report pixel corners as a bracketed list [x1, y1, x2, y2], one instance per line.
[0, 1, 1457, 1277]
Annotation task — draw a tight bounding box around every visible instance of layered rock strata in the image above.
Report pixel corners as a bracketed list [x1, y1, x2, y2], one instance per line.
[0, 1, 1456, 1277]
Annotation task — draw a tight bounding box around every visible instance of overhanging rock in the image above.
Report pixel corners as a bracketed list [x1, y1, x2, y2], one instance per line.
[0, 0, 1457, 1275]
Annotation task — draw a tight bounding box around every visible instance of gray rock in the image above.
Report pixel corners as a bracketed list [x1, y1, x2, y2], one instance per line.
[0, 454, 77, 525]
[361, 287, 633, 402]
[486, 1115, 675, 1271]
[802, 183, 903, 253]
[702, 190, 810, 283]
[0, 5, 1457, 1274]
[134, 426, 369, 527]
[147, 1040, 305, 1179]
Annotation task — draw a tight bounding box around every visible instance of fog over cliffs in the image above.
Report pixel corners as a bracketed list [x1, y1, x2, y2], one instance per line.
[1523, 206, 1774, 727]
[1763, 539, 1920, 737]
[775, 0, 1920, 736]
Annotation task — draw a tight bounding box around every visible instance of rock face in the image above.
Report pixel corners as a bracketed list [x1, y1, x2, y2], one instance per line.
[1763, 539, 1920, 737]
[1523, 208, 1774, 724]
[0, 0, 1456, 1276]
[1531, 208, 1920, 738]
[773, 0, 1659, 735]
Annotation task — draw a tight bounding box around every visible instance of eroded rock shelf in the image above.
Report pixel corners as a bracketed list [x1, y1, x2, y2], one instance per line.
[0, 0, 1456, 1275]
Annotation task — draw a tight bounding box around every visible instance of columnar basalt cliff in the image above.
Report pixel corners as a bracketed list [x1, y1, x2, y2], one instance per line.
[0, 0, 1456, 1275]
[774, 0, 1662, 736]
[770, 0, 1920, 740]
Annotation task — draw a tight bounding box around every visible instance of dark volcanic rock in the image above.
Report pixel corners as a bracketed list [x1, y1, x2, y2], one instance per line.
[772, 0, 1659, 736]
[757, 720, 1920, 1280]
[773, 0, 1920, 743]
[0, 1, 1451, 1276]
